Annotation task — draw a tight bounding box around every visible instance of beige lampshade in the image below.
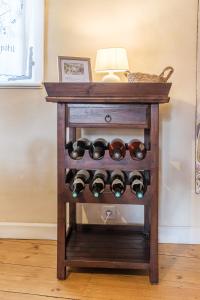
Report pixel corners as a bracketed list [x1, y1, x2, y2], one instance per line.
[95, 48, 129, 73]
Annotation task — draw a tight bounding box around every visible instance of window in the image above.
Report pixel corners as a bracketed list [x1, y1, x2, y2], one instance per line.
[0, 0, 44, 87]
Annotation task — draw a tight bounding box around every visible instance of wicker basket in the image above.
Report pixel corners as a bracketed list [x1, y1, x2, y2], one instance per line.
[125, 66, 174, 83]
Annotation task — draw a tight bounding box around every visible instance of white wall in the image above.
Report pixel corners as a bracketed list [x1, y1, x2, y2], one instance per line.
[0, 0, 199, 243]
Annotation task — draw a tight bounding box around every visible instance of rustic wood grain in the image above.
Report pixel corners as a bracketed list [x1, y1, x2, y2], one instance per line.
[0, 239, 56, 268]
[44, 82, 171, 103]
[0, 291, 73, 300]
[65, 149, 152, 172]
[65, 227, 150, 270]
[57, 103, 67, 279]
[68, 104, 149, 128]
[149, 104, 159, 283]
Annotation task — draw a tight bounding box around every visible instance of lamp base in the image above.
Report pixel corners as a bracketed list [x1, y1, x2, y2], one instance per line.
[102, 72, 120, 82]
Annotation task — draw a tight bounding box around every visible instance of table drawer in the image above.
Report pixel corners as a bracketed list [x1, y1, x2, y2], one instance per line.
[68, 104, 149, 128]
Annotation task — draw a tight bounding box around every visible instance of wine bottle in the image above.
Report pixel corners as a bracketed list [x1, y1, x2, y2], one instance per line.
[109, 138, 126, 160]
[70, 170, 90, 198]
[90, 170, 108, 198]
[69, 138, 90, 160]
[129, 170, 145, 199]
[110, 170, 125, 198]
[89, 138, 108, 160]
[128, 139, 146, 160]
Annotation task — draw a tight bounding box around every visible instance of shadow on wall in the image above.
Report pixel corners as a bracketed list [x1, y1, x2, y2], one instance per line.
[159, 99, 195, 227]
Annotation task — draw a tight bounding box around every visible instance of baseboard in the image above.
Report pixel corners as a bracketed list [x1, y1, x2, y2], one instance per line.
[0, 222, 57, 240]
[0, 223, 200, 244]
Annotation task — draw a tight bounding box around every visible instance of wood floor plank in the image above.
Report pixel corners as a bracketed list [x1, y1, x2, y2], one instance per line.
[0, 239, 200, 300]
[0, 239, 56, 268]
[160, 253, 200, 272]
[0, 239, 56, 246]
[0, 262, 91, 299]
[81, 269, 200, 300]
[0, 257, 200, 300]
[0, 290, 74, 300]
[159, 244, 200, 259]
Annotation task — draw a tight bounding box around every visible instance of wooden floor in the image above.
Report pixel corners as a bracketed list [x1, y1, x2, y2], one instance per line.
[0, 240, 200, 300]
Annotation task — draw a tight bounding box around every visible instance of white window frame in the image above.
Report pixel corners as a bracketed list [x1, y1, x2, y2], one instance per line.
[0, 0, 44, 88]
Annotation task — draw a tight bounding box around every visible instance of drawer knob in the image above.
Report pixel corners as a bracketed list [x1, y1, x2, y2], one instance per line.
[105, 114, 112, 123]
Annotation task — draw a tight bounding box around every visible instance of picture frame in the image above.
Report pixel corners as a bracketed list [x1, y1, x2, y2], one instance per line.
[58, 56, 92, 82]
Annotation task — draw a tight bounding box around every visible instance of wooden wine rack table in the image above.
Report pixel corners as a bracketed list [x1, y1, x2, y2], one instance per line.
[44, 82, 171, 284]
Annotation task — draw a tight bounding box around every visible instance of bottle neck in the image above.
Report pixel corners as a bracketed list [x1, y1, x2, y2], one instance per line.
[92, 146, 105, 159]
[112, 149, 122, 160]
[131, 142, 146, 159]
[94, 170, 108, 181]
[131, 179, 144, 199]
[111, 178, 124, 198]
[134, 148, 144, 159]
[92, 178, 105, 197]
[71, 146, 84, 159]
[72, 179, 85, 198]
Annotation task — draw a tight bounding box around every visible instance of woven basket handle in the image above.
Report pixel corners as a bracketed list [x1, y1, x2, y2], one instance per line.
[124, 71, 130, 77]
[159, 66, 174, 81]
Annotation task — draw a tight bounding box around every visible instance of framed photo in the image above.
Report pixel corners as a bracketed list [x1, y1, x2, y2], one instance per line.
[58, 56, 92, 82]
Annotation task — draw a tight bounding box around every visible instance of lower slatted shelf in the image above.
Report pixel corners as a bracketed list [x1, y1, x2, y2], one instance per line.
[65, 225, 150, 270]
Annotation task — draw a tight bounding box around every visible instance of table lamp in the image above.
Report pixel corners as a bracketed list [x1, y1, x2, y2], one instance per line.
[95, 48, 129, 82]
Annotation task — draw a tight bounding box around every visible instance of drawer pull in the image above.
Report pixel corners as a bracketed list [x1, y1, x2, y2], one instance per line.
[105, 114, 112, 123]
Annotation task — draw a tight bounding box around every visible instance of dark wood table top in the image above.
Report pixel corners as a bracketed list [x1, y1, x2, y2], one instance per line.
[44, 82, 171, 104]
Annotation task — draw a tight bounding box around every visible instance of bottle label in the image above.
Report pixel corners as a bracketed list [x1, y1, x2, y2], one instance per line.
[132, 179, 144, 189]
[92, 178, 104, 193]
[73, 178, 85, 186]
[93, 178, 104, 185]
[112, 178, 123, 187]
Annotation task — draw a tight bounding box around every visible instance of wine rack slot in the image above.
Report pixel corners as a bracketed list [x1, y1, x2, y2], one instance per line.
[45, 82, 172, 284]
[65, 169, 150, 205]
[64, 184, 150, 205]
[65, 149, 152, 171]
